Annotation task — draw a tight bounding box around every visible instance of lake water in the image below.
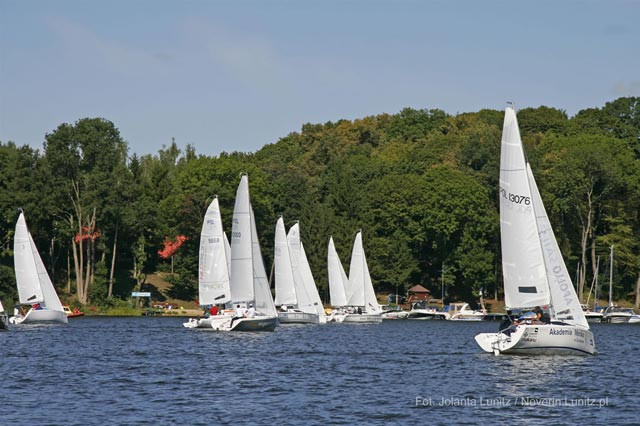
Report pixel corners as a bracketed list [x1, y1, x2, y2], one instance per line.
[2, 318, 638, 425]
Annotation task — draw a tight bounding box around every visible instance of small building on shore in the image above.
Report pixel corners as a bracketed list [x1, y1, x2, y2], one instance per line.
[407, 285, 430, 303]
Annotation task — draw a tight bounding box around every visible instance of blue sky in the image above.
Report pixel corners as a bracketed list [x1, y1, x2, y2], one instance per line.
[1, 0, 638, 156]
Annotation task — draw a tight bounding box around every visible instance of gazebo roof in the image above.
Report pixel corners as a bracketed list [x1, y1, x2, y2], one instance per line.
[408, 284, 430, 293]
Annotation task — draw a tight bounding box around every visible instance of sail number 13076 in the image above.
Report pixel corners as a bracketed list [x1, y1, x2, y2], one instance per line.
[500, 187, 531, 205]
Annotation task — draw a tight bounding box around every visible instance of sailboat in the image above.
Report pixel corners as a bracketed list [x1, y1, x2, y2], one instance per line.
[10, 211, 67, 324]
[205, 175, 278, 332]
[475, 106, 595, 355]
[274, 218, 326, 324]
[0, 298, 7, 330]
[343, 231, 382, 323]
[326, 236, 349, 323]
[601, 245, 640, 323]
[183, 196, 233, 329]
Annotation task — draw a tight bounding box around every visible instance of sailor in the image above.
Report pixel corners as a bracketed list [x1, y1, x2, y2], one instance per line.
[534, 306, 551, 324]
[246, 304, 256, 318]
[235, 304, 247, 318]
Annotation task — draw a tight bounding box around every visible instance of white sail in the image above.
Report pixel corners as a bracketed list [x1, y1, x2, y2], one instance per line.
[250, 206, 277, 316]
[14, 213, 44, 304]
[14, 212, 64, 312]
[30, 232, 64, 312]
[527, 163, 589, 328]
[224, 232, 231, 277]
[230, 175, 254, 303]
[500, 107, 550, 309]
[347, 232, 366, 306]
[300, 243, 326, 317]
[287, 223, 322, 315]
[0, 298, 4, 313]
[362, 249, 381, 314]
[274, 217, 297, 306]
[327, 237, 349, 307]
[198, 197, 230, 306]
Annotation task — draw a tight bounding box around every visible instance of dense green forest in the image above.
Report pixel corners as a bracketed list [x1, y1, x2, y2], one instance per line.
[1, 97, 639, 310]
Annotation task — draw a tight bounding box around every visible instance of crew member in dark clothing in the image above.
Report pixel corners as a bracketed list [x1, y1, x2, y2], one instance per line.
[499, 310, 513, 332]
[534, 306, 551, 324]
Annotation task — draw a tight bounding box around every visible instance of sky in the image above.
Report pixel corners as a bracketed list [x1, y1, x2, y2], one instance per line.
[1, 0, 639, 157]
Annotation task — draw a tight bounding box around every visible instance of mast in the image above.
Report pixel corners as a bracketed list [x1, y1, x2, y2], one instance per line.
[609, 244, 614, 306]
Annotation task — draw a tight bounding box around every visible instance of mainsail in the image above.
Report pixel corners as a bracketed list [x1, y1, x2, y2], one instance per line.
[327, 237, 348, 307]
[230, 175, 254, 303]
[198, 197, 230, 306]
[500, 107, 550, 309]
[274, 217, 297, 306]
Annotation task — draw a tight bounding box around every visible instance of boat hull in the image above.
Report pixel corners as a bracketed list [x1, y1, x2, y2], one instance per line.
[278, 312, 320, 324]
[382, 311, 409, 320]
[183, 315, 233, 329]
[10, 308, 68, 324]
[230, 316, 278, 331]
[326, 311, 347, 323]
[183, 315, 278, 331]
[604, 314, 632, 323]
[448, 314, 485, 321]
[584, 313, 603, 323]
[475, 324, 596, 356]
[343, 313, 382, 323]
[407, 310, 437, 320]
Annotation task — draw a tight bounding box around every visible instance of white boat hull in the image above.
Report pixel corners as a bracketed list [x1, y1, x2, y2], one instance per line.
[407, 310, 437, 320]
[343, 313, 382, 323]
[10, 308, 68, 324]
[185, 315, 278, 331]
[278, 312, 320, 324]
[604, 314, 632, 323]
[447, 314, 485, 321]
[326, 311, 347, 323]
[382, 311, 409, 320]
[584, 313, 603, 323]
[183, 315, 233, 329]
[475, 324, 596, 356]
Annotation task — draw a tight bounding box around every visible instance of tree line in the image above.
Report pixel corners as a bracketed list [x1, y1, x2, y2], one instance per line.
[1, 97, 639, 309]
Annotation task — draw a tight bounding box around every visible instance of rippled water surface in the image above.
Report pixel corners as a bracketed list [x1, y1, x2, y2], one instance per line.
[2, 318, 638, 425]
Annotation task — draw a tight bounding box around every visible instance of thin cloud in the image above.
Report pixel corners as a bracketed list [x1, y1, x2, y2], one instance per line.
[612, 81, 640, 96]
[182, 17, 287, 90]
[45, 15, 171, 75]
